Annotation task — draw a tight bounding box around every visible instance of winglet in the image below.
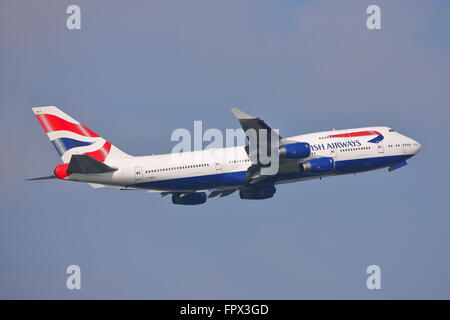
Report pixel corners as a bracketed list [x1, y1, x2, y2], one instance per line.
[230, 107, 283, 143]
[230, 107, 255, 120]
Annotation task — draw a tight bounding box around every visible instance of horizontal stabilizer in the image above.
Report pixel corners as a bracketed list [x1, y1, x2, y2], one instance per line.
[68, 154, 118, 174]
[26, 175, 57, 181]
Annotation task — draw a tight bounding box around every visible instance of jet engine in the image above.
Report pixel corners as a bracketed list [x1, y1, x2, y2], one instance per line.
[239, 185, 276, 200]
[279, 142, 311, 159]
[300, 157, 335, 174]
[172, 192, 207, 205]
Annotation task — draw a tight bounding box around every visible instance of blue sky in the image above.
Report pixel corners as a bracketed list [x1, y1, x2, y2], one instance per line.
[1, 0, 450, 298]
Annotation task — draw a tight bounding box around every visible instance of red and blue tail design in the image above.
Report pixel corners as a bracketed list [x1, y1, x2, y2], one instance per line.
[32, 106, 130, 163]
[328, 130, 384, 143]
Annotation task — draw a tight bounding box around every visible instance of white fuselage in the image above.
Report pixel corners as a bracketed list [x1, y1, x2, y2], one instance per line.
[68, 126, 421, 192]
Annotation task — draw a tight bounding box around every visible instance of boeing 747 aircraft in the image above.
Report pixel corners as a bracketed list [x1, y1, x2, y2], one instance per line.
[29, 106, 421, 205]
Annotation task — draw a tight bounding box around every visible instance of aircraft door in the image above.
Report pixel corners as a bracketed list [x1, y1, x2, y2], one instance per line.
[329, 149, 337, 159]
[377, 142, 385, 154]
[134, 166, 143, 180]
[214, 149, 223, 172]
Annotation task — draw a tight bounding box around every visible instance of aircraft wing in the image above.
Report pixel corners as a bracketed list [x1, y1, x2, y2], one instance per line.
[230, 108, 283, 143]
[230, 107, 324, 186]
[230, 108, 291, 184]
[231, 107, 284, 166]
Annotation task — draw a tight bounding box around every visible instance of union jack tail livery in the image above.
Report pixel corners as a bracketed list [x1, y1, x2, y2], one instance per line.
[32, 106, 130, 164]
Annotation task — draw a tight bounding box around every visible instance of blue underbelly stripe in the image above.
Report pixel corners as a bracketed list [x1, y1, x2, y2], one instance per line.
[129, 154, 412, 191]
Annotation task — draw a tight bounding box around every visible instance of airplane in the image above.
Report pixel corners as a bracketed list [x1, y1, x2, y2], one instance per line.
[29, 106, 421, 205]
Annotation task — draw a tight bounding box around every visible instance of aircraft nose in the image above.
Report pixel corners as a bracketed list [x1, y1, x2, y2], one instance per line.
[414, 140, 422, 154]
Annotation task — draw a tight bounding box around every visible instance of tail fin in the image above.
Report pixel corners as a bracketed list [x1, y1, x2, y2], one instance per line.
[32, 106, 131, 163]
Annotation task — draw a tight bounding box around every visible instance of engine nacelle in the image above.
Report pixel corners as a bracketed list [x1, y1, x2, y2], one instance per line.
[239, 185, 276, 200]
[279, 142, 311, 159]
[172, 192, 207, 205]
[54, 163, 70, 179]
[300, 157, 335, 174]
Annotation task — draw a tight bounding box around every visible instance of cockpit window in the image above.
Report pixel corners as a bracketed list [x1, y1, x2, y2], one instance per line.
[389, 129, 395, 132]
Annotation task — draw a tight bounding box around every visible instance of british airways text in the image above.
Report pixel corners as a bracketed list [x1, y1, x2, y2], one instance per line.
[311, 140, 362, 151]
